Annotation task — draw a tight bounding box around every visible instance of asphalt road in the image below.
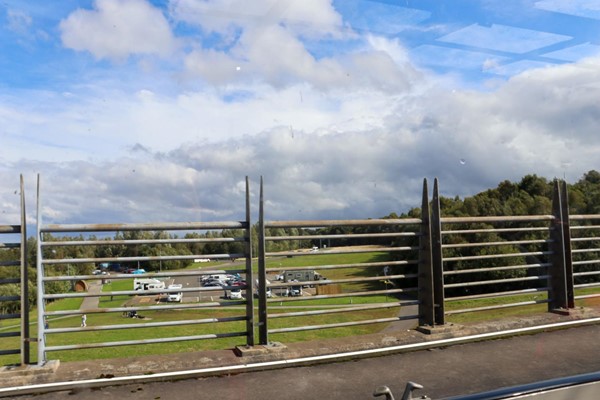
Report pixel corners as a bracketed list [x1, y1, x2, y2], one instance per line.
[14, 324, 600, 400]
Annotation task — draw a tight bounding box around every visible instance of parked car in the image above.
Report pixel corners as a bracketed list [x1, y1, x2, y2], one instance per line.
[229, 288, 243, 299]
[132, 268, 147, 274]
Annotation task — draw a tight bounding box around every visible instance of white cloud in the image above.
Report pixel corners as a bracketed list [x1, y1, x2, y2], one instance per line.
[60, 0, 178, 61]
[6, 9, 32, 35]
[5, 57, 600, 224]
[169, 0, 343, 37]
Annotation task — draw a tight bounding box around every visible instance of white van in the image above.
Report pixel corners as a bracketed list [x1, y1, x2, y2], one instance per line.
[167, 284, 183, 302]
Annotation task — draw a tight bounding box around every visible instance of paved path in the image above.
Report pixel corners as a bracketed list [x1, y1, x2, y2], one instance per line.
[79, 281, 102, 311]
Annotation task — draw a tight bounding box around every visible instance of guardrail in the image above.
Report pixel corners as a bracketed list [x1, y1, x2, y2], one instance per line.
[35, 176, 254, 365]
[2, 175, 597, 367]
[0, 175, 29, 365]
[256, 178, 433, 345]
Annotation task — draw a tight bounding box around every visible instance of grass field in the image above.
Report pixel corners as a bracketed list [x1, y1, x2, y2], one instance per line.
[2, 251, 599, 366]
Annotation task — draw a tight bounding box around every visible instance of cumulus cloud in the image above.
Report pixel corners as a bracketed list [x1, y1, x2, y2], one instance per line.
[174, 0, 418, 91]
[4, 57, 600, 225]
[60, 0, 178, 61]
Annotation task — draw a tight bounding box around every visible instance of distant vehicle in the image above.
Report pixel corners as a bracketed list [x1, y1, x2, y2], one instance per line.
[132, 268, 147, 274]
[200, 272, 230, 285]
[167, 284, 183, 302]
[229, 288, 243, 299]
[286, 280, 303, 297]
[133, 278, 165, 291]
[281, 270, 322, 285]
[92, 269, 107, 275]
[98, 262, 122, 272]
[203, 279, 223, 287]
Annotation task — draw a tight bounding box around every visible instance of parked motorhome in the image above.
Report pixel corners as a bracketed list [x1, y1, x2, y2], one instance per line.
[282, 270, 322, 283]
[133, 278, 165, 291]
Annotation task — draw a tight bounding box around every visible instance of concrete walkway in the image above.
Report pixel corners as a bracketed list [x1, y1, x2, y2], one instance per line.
[79, 281, 102, 311]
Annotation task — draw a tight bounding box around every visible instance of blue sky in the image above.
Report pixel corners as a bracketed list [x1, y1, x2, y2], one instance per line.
[1, 0, 600, 225]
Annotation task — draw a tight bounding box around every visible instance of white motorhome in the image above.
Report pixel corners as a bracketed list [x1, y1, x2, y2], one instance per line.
[133, 278, 165, 291]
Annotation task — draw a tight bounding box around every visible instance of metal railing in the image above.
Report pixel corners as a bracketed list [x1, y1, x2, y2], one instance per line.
[35, 176, 254, 365]
[430, 179, 573, 324]
[256, 178, 434, 345]
[0, 175, 29, 365]
[3, 175, 598, 367]
[568, 214, 600, 304]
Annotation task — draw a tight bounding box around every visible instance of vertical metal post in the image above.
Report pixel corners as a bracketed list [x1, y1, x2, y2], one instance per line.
[20, 175, 30, 365]
[548, 179, 568, 312]
[257, 177, 268, 345]
[431, 178, 445, 325]
[244, 176, 255, 346]
[560, 180, 574, 308]
[418, 178, 435, 326]
[36, 174, 46, 365]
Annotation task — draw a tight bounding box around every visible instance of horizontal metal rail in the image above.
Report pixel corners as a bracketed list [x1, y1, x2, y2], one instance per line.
[0, 295, 20, 302]
[45, 301, 247, 316]
[42, 269, 246, 281]
[45, 331, 248, 352]
[572, 260, 600, 266]
[267, 288, 417, 303]
[444, 250, 550, 262]
[41, 221, 247, 233]
[0, 225, 20, 234]
[0, 242, 20, 248]
[265, 246, 417, 258]
[268, 316, 417, 334]
[265, 260, 416, 273]
[0, 331, 20, 338]
[572, 247, 600, 252]
[268, 274, 416, 288]
[265, 218, 422, 228]
[574, 293, 600, 300]
[440, 215, 554, 224]
[46, 316, 248, 334]
[41, 253, 246, 265]
[442, 226, 551, 235]
[0, 349, 20, 356]
[571, 237, 600, 243]
[42, 285, 244, 299]
[0, 313, 19, 320]
[0, 261, 19, 267]
[0, 278, 20, 284]
[573, 282, 600, 289]
[570, 214, 600, 220]
[444, 275, 548, 288]
[443, 263, 549, 276]
[445, 299, 550, 315]
[445, 287, 549, 302]
[442, 239, 551, 249]
[268, 302, 407, 319]
[573, 271, 600, 277]
[43, 237, 244, 247]
[266, 232, 420, 241]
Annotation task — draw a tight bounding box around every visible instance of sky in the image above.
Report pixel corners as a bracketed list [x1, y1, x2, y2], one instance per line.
[1, 0, 600, 226]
